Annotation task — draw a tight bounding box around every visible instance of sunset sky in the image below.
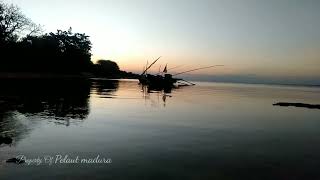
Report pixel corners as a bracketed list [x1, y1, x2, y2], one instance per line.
[5, 0, 320, 84]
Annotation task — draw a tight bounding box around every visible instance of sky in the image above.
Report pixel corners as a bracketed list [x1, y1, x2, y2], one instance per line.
[4, 0, 320, 84]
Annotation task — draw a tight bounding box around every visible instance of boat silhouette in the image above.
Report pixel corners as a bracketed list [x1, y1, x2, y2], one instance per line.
[138, 56, 223, 89]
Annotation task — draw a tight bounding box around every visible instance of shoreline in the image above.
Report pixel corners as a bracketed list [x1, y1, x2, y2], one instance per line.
[0, 73, 319, 89]
[0, 72, 93, 79]
[0, 72, 137, 80]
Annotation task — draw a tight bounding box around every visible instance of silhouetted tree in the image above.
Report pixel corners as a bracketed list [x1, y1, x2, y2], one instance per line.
[0, 2, 137, 78]
[97, 60, 120, 72]
[0, 2, 41, 43]
[1, 2, 43, 72]
[94, 60, 120, 77]
[1, 28, 93, 72]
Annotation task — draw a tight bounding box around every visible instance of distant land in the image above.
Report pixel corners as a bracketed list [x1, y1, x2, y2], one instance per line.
[179, 74, 320, 87]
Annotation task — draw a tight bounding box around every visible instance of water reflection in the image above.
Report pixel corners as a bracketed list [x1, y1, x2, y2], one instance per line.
[1, 80, 320, 179]
[0, 79, 182, 136]
[140, 84, 174, 107]
[0, 79, 94, 146]
[141, 83, 173, 94]
[0, 79, 91, 120]
[91, 79, 119, 98]
[0, 79, 176, 148]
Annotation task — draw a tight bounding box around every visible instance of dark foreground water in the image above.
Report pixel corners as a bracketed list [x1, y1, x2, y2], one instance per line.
[1, 79, 320, 180]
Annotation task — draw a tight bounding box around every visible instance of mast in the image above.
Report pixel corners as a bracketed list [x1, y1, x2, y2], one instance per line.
[141, 56, 162, 75]
[155, 64, 185, 75]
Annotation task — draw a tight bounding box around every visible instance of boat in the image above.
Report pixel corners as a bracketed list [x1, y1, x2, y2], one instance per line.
[139, 74, 179, 87]
[138, 56, 223, 90]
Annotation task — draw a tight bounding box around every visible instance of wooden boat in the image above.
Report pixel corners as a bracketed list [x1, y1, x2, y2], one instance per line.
[138, 56, 223, 89]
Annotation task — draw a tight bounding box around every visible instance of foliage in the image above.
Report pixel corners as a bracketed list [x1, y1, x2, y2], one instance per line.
[0, 1, 92, 73]
[96, 60, 119, 72]
[17, 28, 93, 72]
[0, 2, 137, 78]
[0, 2, 41, 43]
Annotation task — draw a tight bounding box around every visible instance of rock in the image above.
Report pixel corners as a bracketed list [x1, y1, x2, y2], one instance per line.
[273, 102, 320, 109]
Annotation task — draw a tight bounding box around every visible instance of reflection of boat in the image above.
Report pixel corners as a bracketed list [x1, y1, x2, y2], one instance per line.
[138, 56, 223, 90]
[140, 83, 172, 107]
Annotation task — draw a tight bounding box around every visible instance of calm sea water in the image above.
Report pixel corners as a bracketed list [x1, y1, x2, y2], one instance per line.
[1, 79, 320, 179]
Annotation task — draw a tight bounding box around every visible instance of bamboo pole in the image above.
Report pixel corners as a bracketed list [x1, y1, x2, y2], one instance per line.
[172, 65, 224, 76]
[141, 56, 162, 75]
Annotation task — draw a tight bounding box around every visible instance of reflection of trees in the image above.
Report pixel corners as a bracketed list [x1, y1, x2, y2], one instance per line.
[0, 79, 122, 145]
[0, 111, 28, 145]
[91, 79, 119, 98]
[0, 79, 91, 146]
[0, 79, 91, 120]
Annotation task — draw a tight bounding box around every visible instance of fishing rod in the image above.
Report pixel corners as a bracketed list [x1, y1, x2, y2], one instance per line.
[141, 56, 162, 75]
[155, 64, 184, 75]
[168, 65, 184, 71]
[172, 65, 224, 76]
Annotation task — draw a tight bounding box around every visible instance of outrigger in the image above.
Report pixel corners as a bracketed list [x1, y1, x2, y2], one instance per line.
[139, 57, 223, 90]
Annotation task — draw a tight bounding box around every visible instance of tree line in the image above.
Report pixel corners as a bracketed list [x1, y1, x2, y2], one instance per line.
[0, 2, 137, 78]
